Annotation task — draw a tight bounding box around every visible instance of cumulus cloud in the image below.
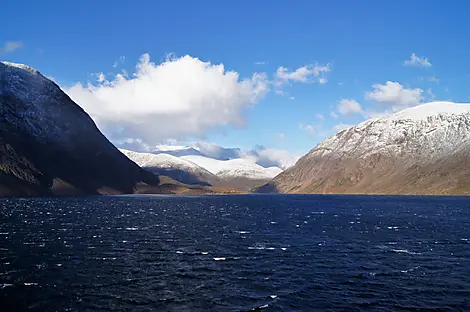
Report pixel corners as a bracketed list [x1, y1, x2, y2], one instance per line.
[249, 145, 299, 169]
[404, 53, 432, 68]
[275, 63, 331, 85]
[298, 123, 315, 135]
[66, 54, 269, 146]
[338, 99, 363, 115]
[0, 41, 22, 53]
[365, 81, 423, 111]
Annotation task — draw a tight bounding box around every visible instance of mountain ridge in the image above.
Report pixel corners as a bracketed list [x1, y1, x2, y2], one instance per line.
[0, 61, 159, 196]
[258, 102, 470, 195]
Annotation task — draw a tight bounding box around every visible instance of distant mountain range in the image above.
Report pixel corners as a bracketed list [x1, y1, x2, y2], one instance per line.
[122, 147, 283, 191]
[258, 102, 470, 195]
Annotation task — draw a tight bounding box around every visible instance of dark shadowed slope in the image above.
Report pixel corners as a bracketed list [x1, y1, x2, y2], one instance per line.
[0, 61, 159, 196]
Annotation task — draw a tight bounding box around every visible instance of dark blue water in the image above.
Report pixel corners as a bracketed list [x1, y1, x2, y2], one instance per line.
[0, 195, 469, 311]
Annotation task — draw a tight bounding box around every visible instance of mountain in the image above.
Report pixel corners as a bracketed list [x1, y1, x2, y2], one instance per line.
[182, 155, 282, 190]
[152, 145, 205, 158]
[122, 148, 283, 191]
[0, 61, 159, 196]
[152, 142, 242, 160]
[258, 102, 470, 195]
[181, 155, 281, 180]
[120, 149, 219, 186]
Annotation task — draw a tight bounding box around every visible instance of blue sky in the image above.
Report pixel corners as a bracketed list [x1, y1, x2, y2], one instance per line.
[2, 0, 469, 158]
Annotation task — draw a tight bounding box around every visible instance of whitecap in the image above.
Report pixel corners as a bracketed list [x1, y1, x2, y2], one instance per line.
[176, 251, 183, 254]
[23, 283, 38, 286]
[270, 222, 277, 225]
[392, 249, 421, 255]
[252, 304, 269, 310]
[213, 257, 226, 261]
[125, 227, 139, 231]
[281, 248, 287, 251]
[270, 295, 278, 299]
[1, 284, 13, 289]
[401, 266, 420, 273]
[236, 231, 250, 234]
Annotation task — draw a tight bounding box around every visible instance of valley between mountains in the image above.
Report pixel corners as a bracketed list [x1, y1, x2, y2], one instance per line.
[1, 61, 470, 196]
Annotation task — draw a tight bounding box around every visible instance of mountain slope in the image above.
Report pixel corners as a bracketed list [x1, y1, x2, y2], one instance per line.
[121, 149, 219, 186]
[0, 61, 159, 196]
[258, 102, 470, 195]
[181, 155, 282, 179]
[122, 148, 282, 190]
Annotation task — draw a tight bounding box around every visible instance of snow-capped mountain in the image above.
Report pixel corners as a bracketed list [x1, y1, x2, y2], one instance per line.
[181, 155, 282, 180]
[0, 61, 159, 195]
[123, 148, 283, 190]
[259, 102, 470, 195]
[120, 149, 219, 186]
[153, 142, 242, 160]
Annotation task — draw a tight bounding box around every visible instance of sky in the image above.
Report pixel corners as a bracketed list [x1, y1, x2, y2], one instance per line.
[2, 0, 470, 163]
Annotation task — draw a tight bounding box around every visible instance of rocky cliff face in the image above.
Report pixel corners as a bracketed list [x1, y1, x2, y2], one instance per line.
[258, 102, 470, 195]
[0, 61, 159, 196]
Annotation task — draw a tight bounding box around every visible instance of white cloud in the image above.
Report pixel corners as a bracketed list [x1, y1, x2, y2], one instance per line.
[275, 63, 331, 85]
[427, 88, 436, 100]
[249, 145, 299, 169]
[404, 53, 432, 68]
[96, 72, 106, 83]
[365, 81, 423, 111]
[338, 99, 363, 115]
[117, 138, 151, 152]
[330, 111, 339, 119]
[419, 76, 439, 83]
[332, 123, 354, 132]
[113, 55, 125, 68]
[254, 61, 266, 65]
[298, 123, 315, 135]
[0, 41, 22, 53]
[66, 53, 269, 146]
[315, 113, 324, 120]
[139, 140, 299, 170]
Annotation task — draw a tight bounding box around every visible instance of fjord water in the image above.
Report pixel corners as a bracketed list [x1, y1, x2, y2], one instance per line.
[0, 195, 469, 311]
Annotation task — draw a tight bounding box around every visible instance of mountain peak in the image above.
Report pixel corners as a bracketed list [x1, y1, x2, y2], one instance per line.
[1, 61, 41, 75]
[387, 102, 470, 122]
[259, 101, 470, 195]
